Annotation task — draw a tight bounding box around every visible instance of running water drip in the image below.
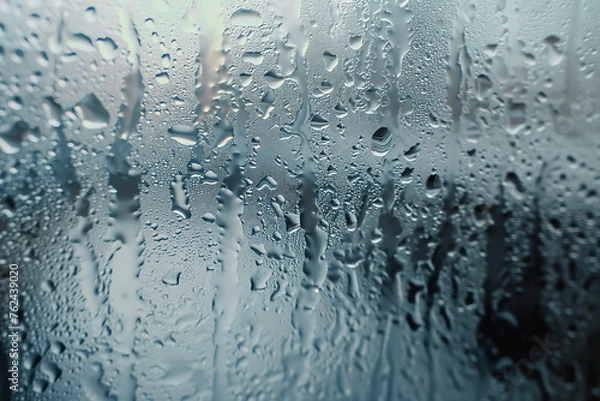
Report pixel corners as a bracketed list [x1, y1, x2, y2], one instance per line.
[171, 173, 191, 219]
[445, 0, 471, 183]
[212, 103, 248, 401]
[70, 187, 105, 319]
[116, 8, 144, 140]
[101, 10, 146, 401]
[271, 0, 330, 388]
[554, 0, 586, 137]
[45, 97, 81, 202]
[106, 138, 144, 401]
[192, 0, 227, 128]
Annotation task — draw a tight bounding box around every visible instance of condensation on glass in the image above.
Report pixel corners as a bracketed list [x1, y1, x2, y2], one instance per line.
[0, 0, 599, 400]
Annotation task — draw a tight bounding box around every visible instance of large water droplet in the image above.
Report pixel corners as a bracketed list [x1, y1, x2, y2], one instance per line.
[0, 121, 38, 154]
[97, 37, 118, 61]
[168, 125, 197, 146]
[162, 269, 181, 286]
[171, 174, 191, 218]
[371, 127, 392, 156]
[230, 9, 263, 26]
[425, 173, 442, 198]
[74, 93, 110, 129]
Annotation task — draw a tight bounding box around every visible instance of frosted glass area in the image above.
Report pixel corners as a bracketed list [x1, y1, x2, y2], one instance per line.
[1, 0, 599, 400]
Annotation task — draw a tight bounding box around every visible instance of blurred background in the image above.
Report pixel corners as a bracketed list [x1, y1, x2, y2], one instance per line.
[0, 0, 599, 400]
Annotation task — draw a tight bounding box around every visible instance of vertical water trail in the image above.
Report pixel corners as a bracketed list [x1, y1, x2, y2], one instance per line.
[42, 95, 104, 318]
[105, 7, 145, 400]
[445, 0, 470, 183]
[418, 2, 471, 398]
[45, 95, 105, 325]
[425, 181, 457, 401]
[170, 174, 192, 219]
[378, 0, 412, 294]
[272, 0, 329, 386]
[106, 138, 143, 401]
[48, 104, 81, 202]
[178, 0, 229, 219]
[556, 0, 585, 136]
[212, 102, 248, 401]
[503, 0, 521, 75]
[369, 314, 393, 401]
[70, 187, 105, 320]
[564, 0, 585, 109]
[191, 0, 227, 127]
[116, 3, 144, 141]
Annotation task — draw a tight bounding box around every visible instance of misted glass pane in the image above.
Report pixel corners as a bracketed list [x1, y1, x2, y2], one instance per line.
[1, 0, 599, 400]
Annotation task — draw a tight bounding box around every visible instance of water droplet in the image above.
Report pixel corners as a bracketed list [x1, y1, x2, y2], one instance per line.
[171, 174, 191, 218]
[506, 100, 526, 135]
[504, 172, 526, 199]
[309, 114, 329, 130]
[74, 93, 110, 129]
[168, 125, 197, 146]
[230, 9, 263, 26]
[242, 52, 264, 65]
[284, 212, 301, 234]
[349, 35, 363, 49]
[475, 74, 492, 100]
[323, 51, 338, 71]
[42, 97, 63, 127]
[85, 7, 96, 22]
[251, 268, 272, 291]
[202, 212, 216, 222]
[544, 35, 565, 66]
[97, 37, 118, 61]
[403, 143, 420, 161]
[371, 127, 392, 157]
[257, 175, 278, 191]
[425, 173, 442, 198]
[0, 121, 38, 154]
[7, 96, 23, 110]
[162, 269, 181, 286]
[156, 71, 170, 84]
[68, 33, 95, 52]
[400, 167, 414, 184]
[264, 71, 284, 89]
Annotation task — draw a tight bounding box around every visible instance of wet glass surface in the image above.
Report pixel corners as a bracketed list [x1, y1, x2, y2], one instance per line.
[0, 0, 599, 400]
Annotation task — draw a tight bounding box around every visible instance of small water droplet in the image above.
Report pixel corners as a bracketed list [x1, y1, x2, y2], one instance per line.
[42, 97, 63, 127]
[85, 7, 96, 22]
[506, 100, 526, 135]
[400, 167, 414, 184]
